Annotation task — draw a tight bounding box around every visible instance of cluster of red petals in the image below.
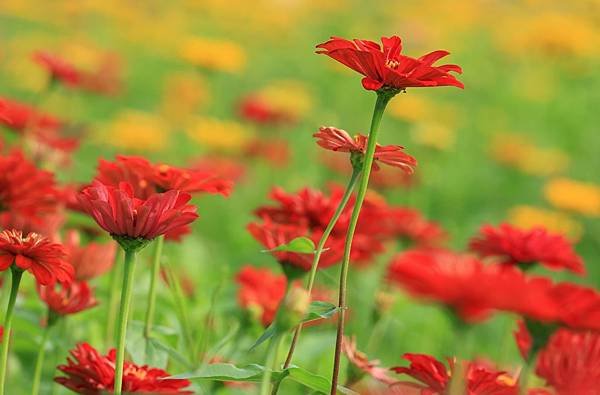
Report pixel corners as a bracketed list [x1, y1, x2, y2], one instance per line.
[391, 353, 517, 394]
[64, 230, 117, 281]
[33, 51, 82, 86]
[77, 181, 198, 241]
[237, 94, 294, 125]
[236, 265, 287, 326]
[55, 343, 192, 394]
[380, 207, 446, 247]
[316, 36, 463, 91]
[97, 155, 233, 199]
[38, 281, 97, 316]
[388, 249, 600, 329]
[314, 126, 416, 173]
[0, 229, 73, 285]
[342, 336, 397, 385]
[0, 97, 62, 132]
[191, 156, 246, 183]
[534, 329, 600, 394]
[249, 186, 388, 270]
[469, 223, 585, 275]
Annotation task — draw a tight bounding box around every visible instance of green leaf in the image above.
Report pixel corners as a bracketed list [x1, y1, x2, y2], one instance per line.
[149, 338, 192, 370]
[265, 236, 316, 254]
[285, 366, 358, 395]
[302, 301, 339, 323]
[249, 323, 278, 351]
[171, 363, 265, 381]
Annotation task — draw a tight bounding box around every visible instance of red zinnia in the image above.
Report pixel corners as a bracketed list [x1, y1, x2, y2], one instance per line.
[381, 206, 447, 247]
[236, 265, 288, 326]
[314, 126, 416, 173]
[342, 336, 397, 385]
[64, 230, 117, 281]
[38, 281, 98, 316]
[0, 230, 73, 285]
[316, 36, 463, 91]
[77, 181, 198, 244]
[33, 51, 82, 87]
[55, 343, 192, 394]
[237, 94, 293, 125]
[391, 353, 517, 394]
[469, 223, 585, 275]
[0, 96, 62, 132]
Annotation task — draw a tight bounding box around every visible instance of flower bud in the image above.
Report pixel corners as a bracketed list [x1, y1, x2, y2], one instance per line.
[277, 286, 310, 331]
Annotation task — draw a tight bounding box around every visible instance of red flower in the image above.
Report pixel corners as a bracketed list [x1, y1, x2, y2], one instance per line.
[38, 281, 98, 316]
[469, 223, 585, 275]
[0, 230, 73, 285]
[0, 150, 60, 222]
[342, 336, 397, 385]
[0, 97, 63, 133]
[97, 155, 233, 199]
[535, 329, 600, 395]
[33, 51, 81, 87]
[391, 353, 517, 395]
[316, 36, 463, 91]
[77, 181, 198, 244]
[191, 156, 246, 183]
[64, 231, 117, 281]
[514, 320, 533, 360]
[55, 343, 192, 394]
[381, 207, 447, 247]
[244, 139, 291, 166]
[237, 94, 293, 125]
[236, 265, 287, 326]
[314, 126, 416, 173]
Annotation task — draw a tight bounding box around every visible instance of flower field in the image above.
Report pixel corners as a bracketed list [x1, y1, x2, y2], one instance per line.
[0, 1, 599, 394]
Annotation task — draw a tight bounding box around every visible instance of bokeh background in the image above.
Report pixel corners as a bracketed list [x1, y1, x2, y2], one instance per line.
[1, 0, 599, 393]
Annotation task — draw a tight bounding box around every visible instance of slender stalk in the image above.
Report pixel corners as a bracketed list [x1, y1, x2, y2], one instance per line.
[144, 235, 164, 338]
[106, 249, 124, 346]
[281, 169, 361, 372]
[259, 334, 282, 395]
[166, 266, 196, 363]
[330, 91, 395, 394]
[114, 249, 137, 395]
[0, 268, 23, 395]
[31, 319, 52, 395]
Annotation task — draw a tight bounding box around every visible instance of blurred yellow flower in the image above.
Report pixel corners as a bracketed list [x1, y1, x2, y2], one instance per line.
[544, 178, 600, 217]
[411, 121, 455, 151]
[490, 133, 569, 176]
[255, 80, 314, 120]
[161, 72, 209, 126]
[388, 94, 430, 123]
[507, 205, 583, 240]
[180, 37, 246, 73]
[186, 117, 250, 152]
[104, 110, 169, 152]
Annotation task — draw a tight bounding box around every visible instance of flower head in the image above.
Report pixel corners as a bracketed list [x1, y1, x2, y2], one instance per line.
[342, 336, 397, 385]
[55, 343, 192, 394]
[0, 97, 62, 132]
[469, 223, 585, 275]
[64, 230, 117, 281]
[314, 126, 416, 173]
[236, 265, 287, 326]
[0, 230, 72, 285]
[33, 51, 81, 87]
[77, 181, 198, 250]
[381, 206, 447, 247]
[544, 178, 600, 217]
[38, 281, 97, 317]
[316, 36, 463, 91]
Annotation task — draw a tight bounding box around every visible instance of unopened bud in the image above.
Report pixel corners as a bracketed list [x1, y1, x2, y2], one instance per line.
[277, 287, 310, 331]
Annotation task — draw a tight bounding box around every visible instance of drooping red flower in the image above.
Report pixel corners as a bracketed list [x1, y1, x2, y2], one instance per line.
[96, 155, 233, 199]
[314, 126, 416, 173]
[38, 281, 98, 316]
[77, 181, 199, 245]
[535, 329, 600, 395]
[342, 336, 397, 385]
[381, 206, 447, 247]
[236, 265, 287, 326]
[55, 343, 192, 394]
[33, 51, 82, 87]
[64, 231, 117, 281]
[469, 223, 585, 275]
[316, 36, 464, 91]
[391, 353, 518, 395]
[0, 230, 73, 285]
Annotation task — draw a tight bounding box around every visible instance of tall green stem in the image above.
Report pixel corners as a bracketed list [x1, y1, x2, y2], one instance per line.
[0, 268, 23, 395]
[106, 249, 124, 346]
[259, 334, 283, 395]
[31, 318, 53, 395]
[280, 168, 361, 374]
[114, 249, 137, 395]
[330, 91, 395, 394]
[144, 235, 164, 338]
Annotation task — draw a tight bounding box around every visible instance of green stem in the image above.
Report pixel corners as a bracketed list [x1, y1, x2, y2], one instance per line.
[330, 91, 395, 395]
[0, 268, 23, 395]
[31, 318, 53, 395]
[166, 266, 196, 363]
[113, 249, 137, 395]
[280, 168, 361, 374]
[106, 249, 124, 346]
[259, 334, 282, 395]
[144, 235, 164, 339]
[519, 353, 537, 395]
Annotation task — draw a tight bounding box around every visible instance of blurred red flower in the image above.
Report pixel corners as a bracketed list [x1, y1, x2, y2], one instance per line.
[55, 342, 192, 394]
[236, 265, 287, 326]
[77, 181, 198, 243]
[64, 230, 117, 281]
[391, 353, 517, 394]
[33, 51, 82, 87]
[469, 223, 585, 275]
[316, 36, 463, 91]
[0, 97, 62, 132]
[97, 155, 233, 199]
[237, 94, 293, 125]
[244, 139, 291, 166]
[535, 329, 600, 395]
[191, 156, 246, 183]
[38, 281, 97, 316]
[314, 126, 416, 173]
[380, 206, 447, 247]
[0, 229, 73, 285]
[342, 336, 397, 385]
